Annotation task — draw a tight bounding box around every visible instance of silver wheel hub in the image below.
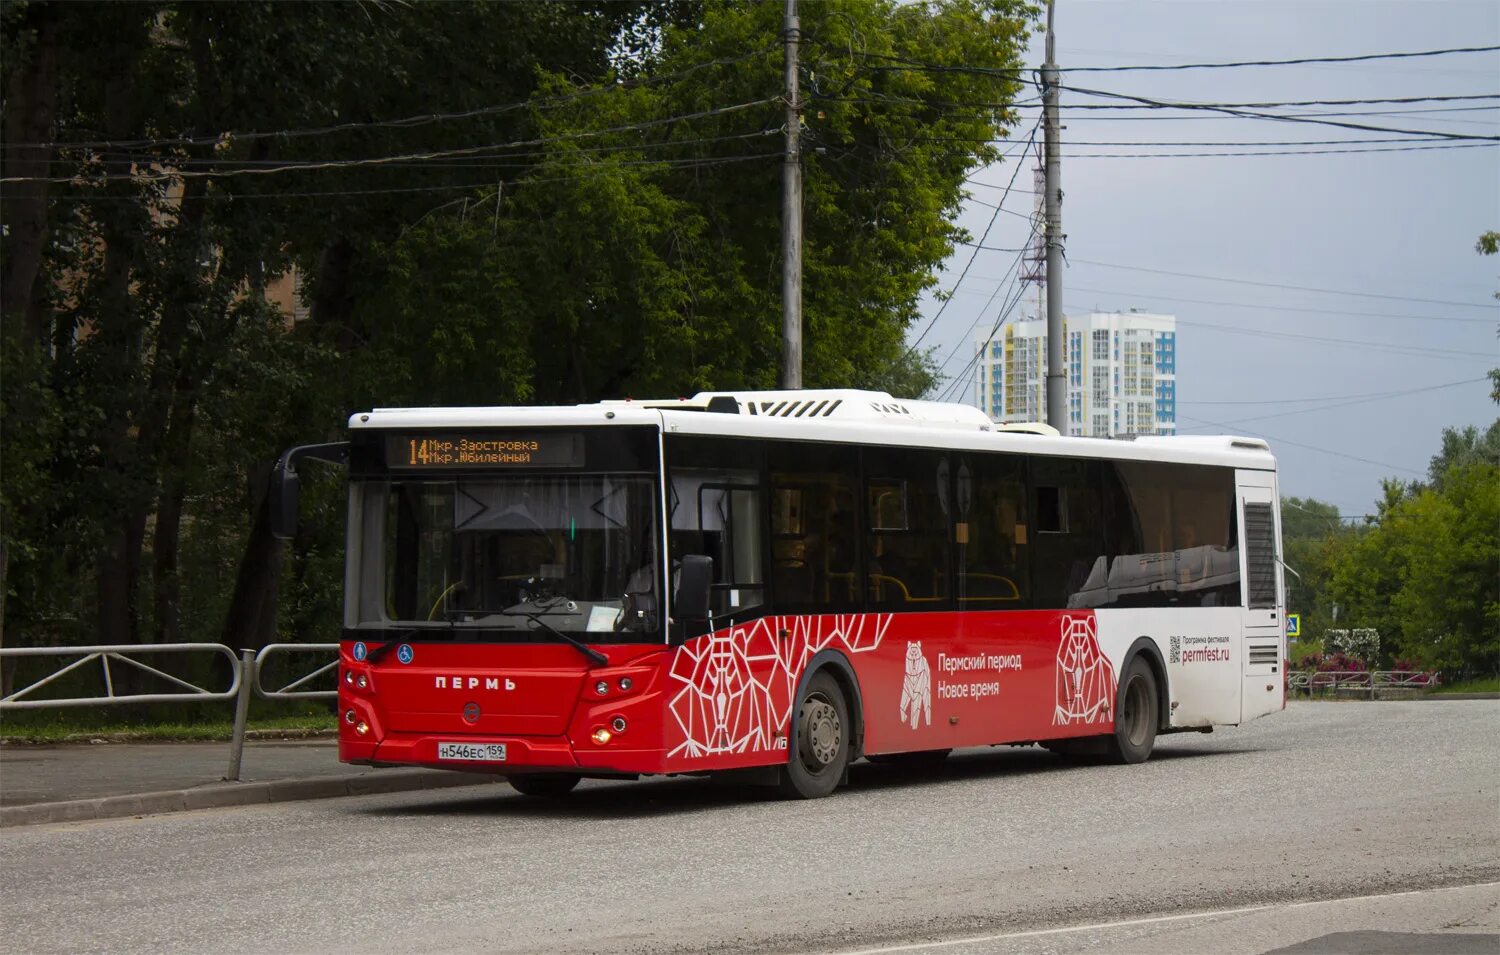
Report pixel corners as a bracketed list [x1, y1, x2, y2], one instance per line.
[801, 694, 841, 769]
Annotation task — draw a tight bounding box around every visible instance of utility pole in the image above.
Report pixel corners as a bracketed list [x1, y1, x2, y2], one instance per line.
[1042, 0, 1066, 433]
[780, 0, 803, 390]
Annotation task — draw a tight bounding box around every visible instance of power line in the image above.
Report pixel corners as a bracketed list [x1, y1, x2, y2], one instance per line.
[944, 135, 1462, 147]
[939, 273, 1032, 402]
[933, 221, 1040, 385]
[902, 121, 1040, 359]
[813, 90, 1500, 130]
[962, 197, 1034, 222]
[13, 50, 776, 151]
[1069, 258, 1500, 310]
[1008, 105, 1500, 122]
[52, 129, 781, 170]
[1041, 93, 1500, 109]
[1191, 378, 1490, 425]
[1175, 318, 1489, 361]
[1176, 414, 1425, 476]
[1055, 84, 1500, 141]
[1182, 378, 1489, 405]
[16, 153, 782, 203]
[856, 44, 1500, 75]
[0, 99, 780, 185]
[1060, 142, 1498, 158]
[1062, 284, 1497, 326]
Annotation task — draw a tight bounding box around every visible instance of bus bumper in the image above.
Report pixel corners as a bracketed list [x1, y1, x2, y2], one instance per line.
[341, 733, 666, 775]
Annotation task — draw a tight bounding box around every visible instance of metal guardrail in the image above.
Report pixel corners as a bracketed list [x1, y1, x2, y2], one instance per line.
[1291, 669, 1439, 698]
[0, 644, 242, 710]
[0, 642, 340, 781]
[253, 644, 339, 701]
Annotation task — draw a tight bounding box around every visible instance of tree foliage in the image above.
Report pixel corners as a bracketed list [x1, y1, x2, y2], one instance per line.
[1, 0, 1036, 657]
[1280, 496, 1354, 651]
[1323, 436, 1500, 676]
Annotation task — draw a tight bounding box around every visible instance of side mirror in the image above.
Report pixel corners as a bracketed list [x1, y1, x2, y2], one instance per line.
[674, 555, 713, 623]
[269, 442, 350, 541]
[270, 450, 301, 541]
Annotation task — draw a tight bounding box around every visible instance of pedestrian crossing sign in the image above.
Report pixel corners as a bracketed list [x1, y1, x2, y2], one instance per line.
[1286, 614, 1301, 638]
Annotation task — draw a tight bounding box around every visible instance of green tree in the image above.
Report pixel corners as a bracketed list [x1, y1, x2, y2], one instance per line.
[1280, 496, 1355, 652]
[1330, 459, 1500, 675]
[1, 1, 649, 652]
[1388, 460, 1500, 674]
[3, 0, 1035, 661]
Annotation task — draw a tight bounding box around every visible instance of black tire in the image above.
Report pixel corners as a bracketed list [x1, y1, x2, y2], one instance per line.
[778, 671, 851, 799]
[507, 773, 581, 797]
[1105, 657, 1158, 764]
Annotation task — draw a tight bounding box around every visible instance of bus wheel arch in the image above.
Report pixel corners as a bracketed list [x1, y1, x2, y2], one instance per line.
[1121, 636, 1170, 733]
[789, 649, 866, 760]
[780, 651, 864, 798]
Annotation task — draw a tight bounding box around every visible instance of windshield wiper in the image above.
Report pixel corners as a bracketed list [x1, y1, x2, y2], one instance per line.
[499, 604, 608, 666]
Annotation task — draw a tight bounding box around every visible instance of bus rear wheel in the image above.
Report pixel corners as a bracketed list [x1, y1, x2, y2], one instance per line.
[1106, 658, 1159, 764]
[778, 671, 850, 799]
[507, 773, 581, 797]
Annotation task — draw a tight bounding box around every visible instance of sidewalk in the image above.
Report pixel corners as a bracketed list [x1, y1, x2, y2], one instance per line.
[0, 739, 501, 827]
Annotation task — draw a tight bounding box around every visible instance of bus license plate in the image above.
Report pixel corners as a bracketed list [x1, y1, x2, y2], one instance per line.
[437, 742, 507, 762]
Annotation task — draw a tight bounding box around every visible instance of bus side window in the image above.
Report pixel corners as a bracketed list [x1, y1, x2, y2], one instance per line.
[863, 447, 950, 607]
[1031, 456, 1103, 610]
[665, 437, 766, 628]
[1104, 461, 1240, 609]
[768, 442, 860, 611]
[958, 453, 1028, 606]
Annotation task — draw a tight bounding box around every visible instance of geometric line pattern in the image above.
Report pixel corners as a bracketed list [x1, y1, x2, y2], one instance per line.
[667, 613, 893, 758]
[1052, 613, 1115, 727]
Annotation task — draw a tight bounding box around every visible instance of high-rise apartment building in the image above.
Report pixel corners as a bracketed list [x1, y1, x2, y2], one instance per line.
[973, 310, 1177, 437]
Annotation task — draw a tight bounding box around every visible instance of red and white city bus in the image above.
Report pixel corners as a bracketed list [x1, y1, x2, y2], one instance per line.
[273, 389, 1286, 799]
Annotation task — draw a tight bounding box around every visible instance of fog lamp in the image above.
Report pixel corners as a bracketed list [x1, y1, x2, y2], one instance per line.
[343, 709, 357, 725]
[355, 721, 369, 736]
[591, 728, 612, 745]
[595, 680, 609, 696]
[610, 716, 627, 734]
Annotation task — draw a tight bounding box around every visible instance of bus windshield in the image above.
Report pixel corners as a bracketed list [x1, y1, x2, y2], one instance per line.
[350, 475, 661, 639]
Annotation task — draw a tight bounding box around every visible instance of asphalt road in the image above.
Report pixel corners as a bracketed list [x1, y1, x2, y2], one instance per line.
[1, 700, 1495, 954]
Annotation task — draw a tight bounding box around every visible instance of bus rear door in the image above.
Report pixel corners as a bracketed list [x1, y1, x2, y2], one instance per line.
[1237, 470, 1285, 721]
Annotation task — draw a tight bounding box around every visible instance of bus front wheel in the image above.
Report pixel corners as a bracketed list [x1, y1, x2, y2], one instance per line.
[508, 773, 581, 797]
[1106, 658, 1159, 764]
[778, 671, 851, 799]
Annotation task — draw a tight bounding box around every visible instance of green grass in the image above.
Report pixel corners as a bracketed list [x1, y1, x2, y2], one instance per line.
[1429, 676, 1500, 695]
[0, 712, 336, 744]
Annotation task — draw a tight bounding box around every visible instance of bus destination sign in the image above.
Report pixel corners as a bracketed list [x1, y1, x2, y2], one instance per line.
[386, 433, 584, 469]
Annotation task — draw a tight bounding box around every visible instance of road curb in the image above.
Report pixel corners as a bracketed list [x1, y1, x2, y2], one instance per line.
[0, 769, 502, 828]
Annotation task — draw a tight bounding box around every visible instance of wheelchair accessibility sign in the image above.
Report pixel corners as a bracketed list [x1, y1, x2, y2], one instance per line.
[1286, 614, 1301, 638]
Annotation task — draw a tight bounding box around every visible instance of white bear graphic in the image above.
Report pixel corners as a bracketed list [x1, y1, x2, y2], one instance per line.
[899, 640, 932, 729]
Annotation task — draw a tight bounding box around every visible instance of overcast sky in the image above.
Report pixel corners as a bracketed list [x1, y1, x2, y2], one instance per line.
[918, 0, 1500, 519]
